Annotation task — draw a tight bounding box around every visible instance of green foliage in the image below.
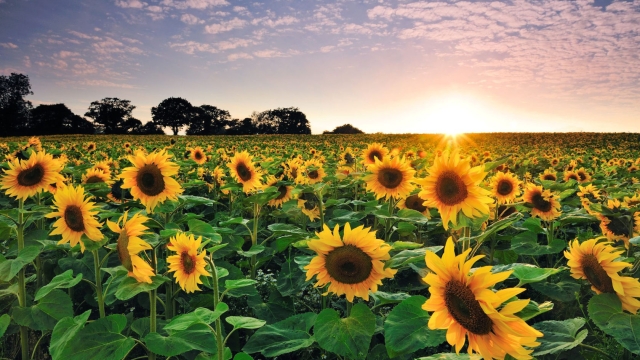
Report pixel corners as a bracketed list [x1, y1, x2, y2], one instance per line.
[589, 293, 640, 354]
[315, 303, 376, 359]
[532, 318, 588, 356]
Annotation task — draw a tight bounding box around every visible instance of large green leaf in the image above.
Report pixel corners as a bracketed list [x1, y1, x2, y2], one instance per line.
[144, 323, 217, 357]
[11, 289, 74, 331]
[386, 246, 443, 269]
[511, 265, 565, 285]
[276, 259, 308, 296]
[416, 355, 482, 360]
[115, 275, 169, 300]
[188, 219, 222, 243]
[516, 300, 554, 321]
[0, 313, 10, 338]
[384, 295, 446, 358]
[164, 303, 229, 331]
[50, 310, 91, 360]
[226, 316, 267, 330]
[532, 318, 588, 356]
[0, 245, 41, 281]
[35, 269, 83, 301]
[510, 230, 565, 255]
[588, 293, 640, 354]
[243, 312, 317, 357]
[315, 303, 375, 359]
[57, 314, 136, 360]
[530, 279, 580, 302]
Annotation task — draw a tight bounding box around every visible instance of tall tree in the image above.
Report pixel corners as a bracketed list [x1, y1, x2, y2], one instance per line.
[151, 97, 193, 135]
[30, 104, 95, 135]
[254, 107, 311, 135]
[226, 118, 257, 135]
[186, 105, 231, 135]
[130, 120, 165, 135]
[323, 123, 364, 134]
[0, 73, 34, 136]
[84, 97, 137, 134]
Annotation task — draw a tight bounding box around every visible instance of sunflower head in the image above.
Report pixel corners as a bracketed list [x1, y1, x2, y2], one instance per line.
[1, 151, 64, 200]
[490, 172, 522, 204]
[107, 211, 154, 283]
[167, 232, 210, 293]
[523, 183, 561, 221]
[304, 223, 396, 302]
[227, 151, 262, 193]
[190, 146, 207, 165]
[362, 142, 389, 166]
[82, 168, 112, 185]
[364, 156, 415, 200]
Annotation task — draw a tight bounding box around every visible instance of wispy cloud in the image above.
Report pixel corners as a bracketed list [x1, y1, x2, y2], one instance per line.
[204, 18, 247, 34]
[227, 52, 253, 61]
[159, 0, 228, 10]
[0, 42, 18, 49]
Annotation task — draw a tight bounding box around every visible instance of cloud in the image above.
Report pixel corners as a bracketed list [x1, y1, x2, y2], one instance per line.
[320, 46, 335, 53]
[0, 42, 18, 49]
[181, 13, 204, 25]
[233, 6, 250, 16]
[23, 56, 31, 68]
[58, 51, 81, 58]
[77, 79, 135, 88]
[204, 18, 247, 34]
[251, 15, 299, 27]
[68, 30, 101, 40]
[160, 0, 228, 10]
[115, 0, 147, 9]
[93, 37, 144, 55]
[170, 41, 217, 54]
[227, 52, 253, 61]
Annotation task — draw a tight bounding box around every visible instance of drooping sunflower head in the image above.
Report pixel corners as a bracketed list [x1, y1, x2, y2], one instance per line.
[82, 168, 112, 185]
[397, 193, 431, 218]
[120, 150, 183, 213]
[1, 151, 65, 200]
[565, 238, 640, 313]
[340, 147, 356, 167]
[539, 168, 557, 182]
[362, 142, 389, 166]
[305, 223, 397, 302]
[107, 211, 154, 283]
[303, 159, 326, 184]
[563, 170, 580, 182]
[422, 237, 543, 358]
[416, 149, 493, 229]
[190, 146, 207, 165]
[85, 142, 97, 152]
[227, 151, 262, 193]
[46, 184, 104, 252]
[265, 176, 293, 208]
[523, 183, 561, 221]
[576, 168, 591, 183]
[490, 171, 522, 204]
[297, 192, 320, 221]
[167, 232, 210, 293]
[364, 156, 415, 200]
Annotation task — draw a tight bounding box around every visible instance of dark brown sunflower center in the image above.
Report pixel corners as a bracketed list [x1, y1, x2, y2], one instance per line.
[578, 172, 587, 181]
[275, 185, 288, 200]
[378, 168, 403, 189]
[496, 179, 514, 196]
[435, 170, 468, 206]
[111, 180, 124, 200]
[405, 194, 427, 212]
[136, 164, 165, 196]
[308, 170, 319, 179]
[117, 231, 133, 272]
[543, 174, 556, 181]
[531, 192, 552, 212]
[344, 153, 354, 165]
[17, 163, 45, 187]
[324, 245, 373, 284]
[582, 254, 615, 293]
[181, 251, 196, 275]
[194, 152, 203, 160]
[85, 175, 104, 184]
[64, 205, 85, 232]
[236, 163, 252, 181]
[604, 215, 629, 236]
[444, 280, 493, 335]
[368, 150, 382, 162]
[567, 173, 579, 181]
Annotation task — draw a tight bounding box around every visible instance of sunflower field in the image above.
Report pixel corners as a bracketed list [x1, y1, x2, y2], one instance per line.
[1, 133, 640, 360]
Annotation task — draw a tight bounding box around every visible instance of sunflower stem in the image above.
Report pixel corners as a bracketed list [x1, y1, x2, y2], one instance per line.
[317, 188, 325, 225]
[149, 289, 157, 360]
[17, 198, 29, 360]
[250, 202, 260, 280]
[345, 301, 352, 317]
[578, 343, 615, 360]
[208, 256, 225, 360]
[92, 249, 106, 318]
[384, 199, 393, 242]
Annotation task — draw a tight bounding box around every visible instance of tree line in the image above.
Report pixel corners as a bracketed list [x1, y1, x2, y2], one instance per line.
[0, 73, 315, 136]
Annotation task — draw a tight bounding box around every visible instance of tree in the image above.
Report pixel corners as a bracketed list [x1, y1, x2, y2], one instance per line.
[30, 104, 95, 135]
[0, 73, 34, 136]
[131, 121, 165, 135]
[252, 107, 311, 135]
[323, 123, 364, 134]
[151, 97, 193, 135]
[84, 98, 137, 134]
[186, 105, 231, 135]
[226, 118, 257, 135]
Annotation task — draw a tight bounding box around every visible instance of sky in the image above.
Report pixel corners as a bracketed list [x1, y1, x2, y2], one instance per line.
[1, 0, 640, 134]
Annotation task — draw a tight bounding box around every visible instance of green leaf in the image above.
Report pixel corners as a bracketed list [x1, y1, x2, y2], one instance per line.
[188, 219, 222, 243]
[390, 241, 423, 251]
[50, 310, 91, 359]
[276, 259, 308, 297]
[115, 275, 169, 300]
[484, 154, 510, 172]
[225, 279, 258, 291]
[226, 316, 267, 330]
[588, 293, 640, 354]
[532, 318, 588, 356]
[315, 303, 375, 359]
[35, 269, 82, 301]
[11, 289, 74, 331]
[395, 222, 417, 235]
[511, 265, 565, 285]
[384, 295, 446, 357]
[516, 300, 554, 321]
[0, 245, 41, 281]
[0, 313, 10, 338]
[370, 291, 411, 308]
[248, 290, 294, 324]
[416, 354, 482, 360]
[530, 280, 581, 302]
[234, 353, 253, 360]
[243, 313, 317, 357]
[144, 323, 217, 356]
[510, 230, 565, 255]
[219, 217, 250, 227]
[164, 302, 229, 331]
[238, 244, 265, 257]
[57, 314, 136, 360]
[246, 190, 280, 206]
[179, 195, 215, 208]
[386, 246, 443, 269]
[471, 212, 523, 244]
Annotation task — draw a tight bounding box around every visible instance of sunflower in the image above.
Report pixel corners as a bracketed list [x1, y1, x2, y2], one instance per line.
[339, 147, 357, 167]
[622, 194, 640, 209]
[227, 151, 262, 193]
[108, 178, 126, 203]
[284, 158, 304, 184]
[121, 150, 183, 213]
[539, 168, 557, 182]
[1, 151, 64, 200]
[167, 233, 210, 293]
[565, 238, 640, 314]
[298, 192, 320, 221]
[416, 150, 493, 230]
[362, 142, 389, 166]
[422, 237, 542, 359]
[190, 146, 207, 165]
[563, 170, 580, 182]
[107, 211, 154, 283]
[397, 193, 431, 218]
[490, 172, 522, 204]
[82, 168, 111, 185]
[522, 184, 561, 221]
[85, 142, 97, 152]
[364, 156, 415, 200]
[575, 168, 591, 183]
[597, 200, 639, 247]
[305, 223, 397, 302]
[46, 184, 104, 252]
[264, 176, 293, 208]
[303, 159, 326, 184]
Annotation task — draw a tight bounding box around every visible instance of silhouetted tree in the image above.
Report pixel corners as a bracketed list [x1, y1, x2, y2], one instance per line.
[226, 118, 257, 135]
[130, 120, 165, 135]
[187, 105, 231, 135]
[0, 73, 34, 136]
[151, 97, 193, 135]
[30, 104, 95, 134]
[85, 97, 137, 134]
[323, 123, 364, 134]
[254, 107, 311, 134]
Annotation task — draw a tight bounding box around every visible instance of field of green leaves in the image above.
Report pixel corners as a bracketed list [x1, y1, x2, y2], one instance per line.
[1, 132, 640, 360]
